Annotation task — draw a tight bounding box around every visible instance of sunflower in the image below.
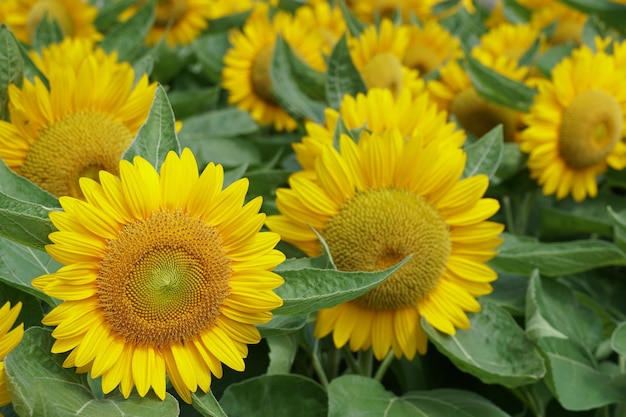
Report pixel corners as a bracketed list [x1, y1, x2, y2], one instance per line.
[349, 19, 424, 98]
[267, 129, 502, 360]
[519, 45, 626, 202]
[293, 88, 466, 174]
[119, 0, 213, 46]
[294, 0, 346, 57]
[523, 0, 587, 45]
[402, 20, 461, 76]
[222, 2, 326, 132]
[3, 0, 101, 45]
[0, 302, 24, 413]
[0, 38, 156, 199]
[32, 149, 285, 402]
[349, 0, 435, 23]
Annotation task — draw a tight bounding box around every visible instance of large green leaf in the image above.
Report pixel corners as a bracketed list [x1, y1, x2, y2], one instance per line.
[490, 235, 626, 276]
[191, 391, 228, 417]
[273, 255, 410, 316]
[270, 37, 326, 124]
[220, 374, 327, 417]
[328, 375, 510, 417]
[266, 333, 299, 375]
[0, 236, 60, 306]
[610, 322, 626, 356]
[0, 26, 24, 120]
[99, 0, 156, 62]
[423, 301, 545, 388]
[123, 85, 180, 171]
[0, 157, 60, 250]
[258, 314, 308, 337]
[5, 327, 180, 417]
[462, 126, 504, 180]
[169, 86, 220, 120]
[179, 107, 258, 139]
[325, 34, 367, 110]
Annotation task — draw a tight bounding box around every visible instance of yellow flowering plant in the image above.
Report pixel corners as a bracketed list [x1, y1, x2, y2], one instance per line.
[1, 0, 626, 416]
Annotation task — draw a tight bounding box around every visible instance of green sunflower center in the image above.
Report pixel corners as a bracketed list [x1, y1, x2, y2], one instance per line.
[403, 46, 441, 75]
[559, 89, 623, 169]
[251, 47, 277, 105]
[450, 87, 519, 142]
[359, 53, 404, 98]
[323, 188, 451, 310]
[27, 0, 74, 39]
[19, 111, 133, 199]
[155, 0, 188, 25]
[98, 210, 232, 348]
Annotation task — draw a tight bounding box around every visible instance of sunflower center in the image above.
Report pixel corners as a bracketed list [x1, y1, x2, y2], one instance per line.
[559, 89, 622, 169]
[403, 46, 441, 75]
[18, 111, 133, 199]
[98, 210, 232, 348]
[26, 0, 74, 39]
[251, 47, 277, 104]
[323, 188, 451, 310]
[359, 53, 404, 98]
[450, 87, 519, 142]
[155, 0, 188, 25]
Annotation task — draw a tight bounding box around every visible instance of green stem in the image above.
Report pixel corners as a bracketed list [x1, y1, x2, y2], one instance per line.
[503, 195, 515, 234]
[516, 190, 536, 235]
[373, 351, 395, 382]
[311, 340, 329, 389]
[342, 345, 361, 374]
[358, 349, 373, 377]
[509, 386, 543, 417]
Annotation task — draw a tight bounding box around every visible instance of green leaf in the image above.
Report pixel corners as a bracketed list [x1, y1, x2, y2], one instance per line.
[5, 327, 180, 417]
[31, 15, 64, 51]
[192, 391, 228, 417]
[220, 374, 327, 417]
[423, 301, 545, 388]
[492, 142, 526, 185]
[464, 53, 537, 112]
[0, 26, 24, 120]
[258, 314, 308, 337]
[338, 0, 367, 36]
[270, 37, 326, 124]
[489, 235, 626, 277]
[273, 255, 410, 316]
[325, 34, 367, 110]
[608, 206, 626, 252]
[266, 333, 299, 375]
[610, 322, 626, 356]
[179, 107, 259, 139]
[193, 32, 230, 83]
[538, 337, 626, 411]
[94, 0, 137, 32]
[484, 272, 528, 316]
[501, 0, 531, 23]
[525, 272, 602, 352]
[181, 136, 261, 169]
[0, 236, 60, 305]
[536, 44, 575, 77]
[462, 126, 504, 180]
[169, 86, 220, 120]
[328, 375, 510, 417]
[558, 0, 626, 35]
[99, 0, 156, 62]
[0, 281, 44, 328]
[123, 85, 180, 171]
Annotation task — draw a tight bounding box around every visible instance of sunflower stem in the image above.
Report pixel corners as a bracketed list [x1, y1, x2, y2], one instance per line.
[358, 349, 373, 377]
[342, 346, 361, 374]
[311, 339, 330, 389]
[373, 351, 395, 382]
[503, 195, 515, 234]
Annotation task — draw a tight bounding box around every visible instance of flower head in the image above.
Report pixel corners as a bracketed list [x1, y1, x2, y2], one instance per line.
[519, 45, 626, 201]
[0, 38, 156, 199]
[32, 149, 285, 402]
[267, 129, 502, 360]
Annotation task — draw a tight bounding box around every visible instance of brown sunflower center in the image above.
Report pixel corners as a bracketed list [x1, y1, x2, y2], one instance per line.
[18, 111, 133, 199]
[559, 89, 623, 169]
[403, 46, 441, 75]
[359, 53, 404, 98]
[251, 47, 277, 104]
[450, 87, 519, 142]
[98, 210, 232, 348]
[323, 188, 451, 310]
[155, 0, 188, 25]
[26, 0, 74, 39]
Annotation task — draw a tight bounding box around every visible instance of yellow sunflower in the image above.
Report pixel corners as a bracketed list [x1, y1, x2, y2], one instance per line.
[519, 45, 626, 202]
[523, 0, 587, 45]
[293, 88, 466, 173]
[32, 149, 285, 403]
[349, 0, 435, 23]
[267, 129, 502, 360]
[294, 0, 346, 57]
[349, 19, 424, 98]
[222, 2, 326, 132]
[0, 38, 156, 199]
[402, 20, 461, 76]
[0, 302, 23, 412]
[119, 0, 213, 46]
[3, 0, 101, 45]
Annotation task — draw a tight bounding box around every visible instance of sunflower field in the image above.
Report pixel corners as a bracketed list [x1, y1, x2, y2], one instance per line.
[2, 0, 626, 416]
